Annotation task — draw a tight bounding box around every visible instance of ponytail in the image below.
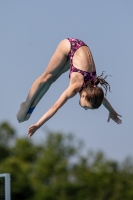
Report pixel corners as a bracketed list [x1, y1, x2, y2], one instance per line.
[84, 71, 111, 96]
[94, 71, 111, 96]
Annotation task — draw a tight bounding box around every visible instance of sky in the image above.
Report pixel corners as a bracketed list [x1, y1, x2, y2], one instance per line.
[0, 0, 133, 162]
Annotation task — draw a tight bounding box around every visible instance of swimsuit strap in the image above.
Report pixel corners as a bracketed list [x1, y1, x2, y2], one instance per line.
[70, 66, 96, 92]
[67, 38, 96, 92]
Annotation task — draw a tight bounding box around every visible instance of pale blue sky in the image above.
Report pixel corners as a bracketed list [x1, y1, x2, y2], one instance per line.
[0, 0, 133, 161]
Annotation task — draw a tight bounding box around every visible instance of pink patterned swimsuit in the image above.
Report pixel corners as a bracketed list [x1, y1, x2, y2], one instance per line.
[67, 38, 96, 92]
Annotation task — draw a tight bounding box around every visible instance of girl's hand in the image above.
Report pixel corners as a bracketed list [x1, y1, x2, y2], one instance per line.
[28, 124, 39, 137]
[107, 111, 122, 124]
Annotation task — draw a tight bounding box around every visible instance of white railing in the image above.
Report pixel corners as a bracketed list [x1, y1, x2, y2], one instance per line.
[0, 173, 11, 200]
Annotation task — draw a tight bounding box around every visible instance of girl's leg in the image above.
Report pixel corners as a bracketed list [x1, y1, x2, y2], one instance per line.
[24, 59, 70, 121]
[17, 39, 70, 122]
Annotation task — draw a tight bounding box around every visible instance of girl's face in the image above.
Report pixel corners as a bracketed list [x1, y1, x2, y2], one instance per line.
[79, 91, 93, 110]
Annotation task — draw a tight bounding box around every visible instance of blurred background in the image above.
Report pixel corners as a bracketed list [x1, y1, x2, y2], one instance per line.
[0, 1, 133, 199]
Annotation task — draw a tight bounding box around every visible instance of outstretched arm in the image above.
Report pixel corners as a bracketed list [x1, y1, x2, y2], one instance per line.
[28, 85, 78, 137]
[102, 97, 122, 124]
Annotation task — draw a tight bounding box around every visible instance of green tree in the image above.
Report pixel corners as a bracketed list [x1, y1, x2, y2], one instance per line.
[1, 121, 133, 200]
[0, 122, 16, 161]
[31, 132, 82, 200]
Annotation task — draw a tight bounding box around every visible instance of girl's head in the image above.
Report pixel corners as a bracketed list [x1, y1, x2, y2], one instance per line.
[79, 72, 111, 110]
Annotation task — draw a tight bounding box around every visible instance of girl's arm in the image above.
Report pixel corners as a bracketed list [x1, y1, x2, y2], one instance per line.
[102, 97, 122, 124]
[28, 85, 79, 137]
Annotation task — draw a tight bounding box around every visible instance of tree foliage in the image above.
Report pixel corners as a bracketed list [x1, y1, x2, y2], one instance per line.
[0, 121, 133, 200]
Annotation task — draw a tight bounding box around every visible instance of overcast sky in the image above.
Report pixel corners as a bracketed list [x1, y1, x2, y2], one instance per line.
[0, 0, 133, 162]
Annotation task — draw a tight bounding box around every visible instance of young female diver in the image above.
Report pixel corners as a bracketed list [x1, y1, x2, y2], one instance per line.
[16, 38, 122, 137]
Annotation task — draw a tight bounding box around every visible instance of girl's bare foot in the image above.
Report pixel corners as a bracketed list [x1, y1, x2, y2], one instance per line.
[16, 102, 29, 123]
[24, 106, 36, 121]
[24, 113, 31, 121]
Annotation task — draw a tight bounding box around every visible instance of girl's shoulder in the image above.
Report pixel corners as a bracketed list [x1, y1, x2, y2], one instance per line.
[69, 72, 83, 90]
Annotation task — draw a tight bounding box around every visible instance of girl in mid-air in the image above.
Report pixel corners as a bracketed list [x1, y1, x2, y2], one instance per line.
[17, 38, 122, 137]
